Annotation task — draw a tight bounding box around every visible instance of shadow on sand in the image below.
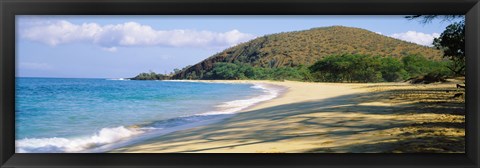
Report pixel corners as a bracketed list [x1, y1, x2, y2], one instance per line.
[114, 87, 465, 153]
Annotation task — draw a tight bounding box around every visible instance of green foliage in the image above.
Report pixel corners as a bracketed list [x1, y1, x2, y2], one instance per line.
[271, 67, 308, 81]
[405, 15, 465, 76]
[184, 54, 452, 83]
[131, 71, 170, 80]
[309, 54, 383, 82]
[401, 54, 432, 77]
[309, 54, 451, 83]
[203, 62, 312, 81]
[433, 21, 465, 76]
[205, 62, 250, 80]
[173, 68, 181, 74]
[401, 55, 453, 78]
[380, 57, 409, 82]
[170, 52, 453, 83]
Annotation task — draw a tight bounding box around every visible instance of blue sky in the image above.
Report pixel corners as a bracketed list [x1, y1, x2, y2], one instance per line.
[16, 15, 463, 78]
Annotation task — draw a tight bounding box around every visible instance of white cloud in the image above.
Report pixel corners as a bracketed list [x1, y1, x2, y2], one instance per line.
[20, 20, 255, 51]
[389, 31, 440, 46]
[21, 20, 102, 46]
[19, 62, 52, 70]
[101, 47, 118, 52]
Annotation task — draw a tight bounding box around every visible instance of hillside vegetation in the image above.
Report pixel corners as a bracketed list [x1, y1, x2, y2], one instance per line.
[198, 54, 451, 83]
[130, 71, 170, 80]
[172, 26, 443, 80]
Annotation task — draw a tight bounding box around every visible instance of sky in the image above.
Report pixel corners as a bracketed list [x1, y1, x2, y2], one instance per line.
[16, 15, 463, 78]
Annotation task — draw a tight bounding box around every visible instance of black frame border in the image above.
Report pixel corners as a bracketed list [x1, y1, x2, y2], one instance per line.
[1, 0, 479, 168]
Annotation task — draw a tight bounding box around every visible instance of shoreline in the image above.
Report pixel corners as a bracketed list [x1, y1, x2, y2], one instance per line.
[89, 80, 288, 152]
[108, 80, 371, 153]
[164, 80, 291, 114]
[16, 80, 287, 153]
[88, 81, 288, 153]
[110, 80, 465, 153]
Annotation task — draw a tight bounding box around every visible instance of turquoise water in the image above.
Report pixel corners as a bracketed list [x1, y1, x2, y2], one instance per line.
[15, 78, 282, 153]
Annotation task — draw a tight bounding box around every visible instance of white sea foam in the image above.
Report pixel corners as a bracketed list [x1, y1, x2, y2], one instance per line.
[198, 83, 285, 115]
[17, 82, 286, 153]
[16, 126, 143, 153]
[106, 78, 130, 81]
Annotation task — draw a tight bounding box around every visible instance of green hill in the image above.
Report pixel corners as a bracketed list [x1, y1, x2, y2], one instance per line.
[171, 26, 443, 79]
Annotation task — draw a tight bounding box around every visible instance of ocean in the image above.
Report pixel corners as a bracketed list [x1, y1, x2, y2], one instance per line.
[15, 77, 283, 153]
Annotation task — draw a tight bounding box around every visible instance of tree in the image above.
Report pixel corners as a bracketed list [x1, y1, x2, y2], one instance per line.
[131, 71, 170, 80]
[186, 72, 197, 79]
[173, 68, 181, 74]
[405, 15, 464, 24]
[380, 57, 408, 82]
[309, 54, 450, 83]
[433, 21, 465, 76]
[406, 15, 465, 76]
[309, 54, 383, 83]
[402, 55, 430, 77]
[208, 63, 242, 80]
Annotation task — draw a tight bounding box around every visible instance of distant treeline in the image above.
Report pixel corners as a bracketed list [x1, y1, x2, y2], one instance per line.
[309, 54, 451, 82]
[131, 71, 170, 80]
[182, 54, 452, 83]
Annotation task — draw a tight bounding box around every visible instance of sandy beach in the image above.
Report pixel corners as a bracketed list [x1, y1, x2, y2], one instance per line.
[111, 80, 465, 153]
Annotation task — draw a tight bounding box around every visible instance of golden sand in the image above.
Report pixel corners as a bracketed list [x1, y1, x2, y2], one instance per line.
[111, 80, 465, 153]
